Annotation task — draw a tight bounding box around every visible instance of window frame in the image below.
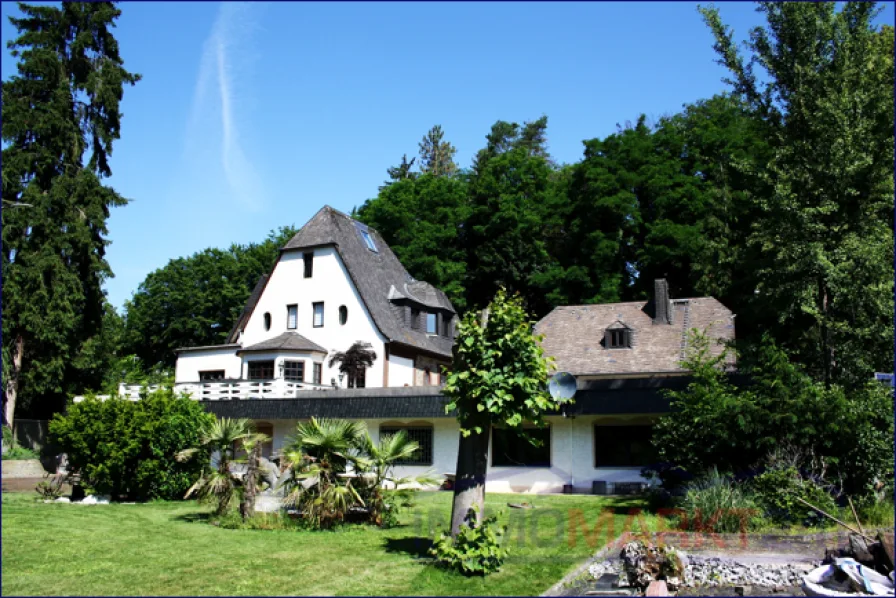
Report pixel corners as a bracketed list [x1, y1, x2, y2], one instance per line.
[339, 305, 348, 325]
[283, 360, 305, 382]
[361, 229, 377, 252]
[426, 313, 437, 335]
[593, 425, 657, 468]
[313, 362, 322, 385]
[410, 308, 421, 331]
[287, 304, 298, 330]
[606, 328, 630, 349]
[263, 312, 272, 331]
[312, 302, 324, 328]
[491, 425, 552, 468]
[379, 425, 434, 465]
[247, 360, 275, 380]
[303, 252, 314, 278]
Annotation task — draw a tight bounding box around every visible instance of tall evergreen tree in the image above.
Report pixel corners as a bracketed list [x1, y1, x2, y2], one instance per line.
[2, 2, 140, 424]
[701, 2, 895, 385]
[418, 125, 458, 177]
[463, 117, 557, 315]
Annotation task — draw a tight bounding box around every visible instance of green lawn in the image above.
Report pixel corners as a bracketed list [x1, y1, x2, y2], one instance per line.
[1, 491, 658, 596]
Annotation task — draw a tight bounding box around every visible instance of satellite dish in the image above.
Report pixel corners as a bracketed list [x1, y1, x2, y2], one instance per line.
[548, 371, 577, 404]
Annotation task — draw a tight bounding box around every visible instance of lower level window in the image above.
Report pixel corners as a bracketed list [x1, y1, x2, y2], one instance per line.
[491, 426, 551, 467]
[594, 425, 657, 467]
[283, 360, 304, 382]
[247, 360, 275, 380]
[313, 363, 322, 385]
[199, 370, 225, 381]
[379, 426, 433, 465]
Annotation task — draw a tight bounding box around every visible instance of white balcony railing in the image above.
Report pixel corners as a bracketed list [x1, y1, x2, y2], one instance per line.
[73, 379, 334, 403]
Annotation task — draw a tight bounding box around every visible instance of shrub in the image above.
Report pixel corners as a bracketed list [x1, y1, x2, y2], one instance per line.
[853, 495, 895, 527]
[215, 511, 304, 531]
[49, 389, 213, 501]
[2, 445, 39, 460]
[35, 474, 65, 500]
[748, 466, 838, 527]
[430, 507, 508, 576]
[678, 468, 762, 533]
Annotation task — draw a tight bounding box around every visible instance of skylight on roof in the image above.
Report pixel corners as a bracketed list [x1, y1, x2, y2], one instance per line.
[354, 222, 378, 252]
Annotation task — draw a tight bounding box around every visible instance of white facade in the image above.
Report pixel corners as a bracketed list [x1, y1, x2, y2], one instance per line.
[175, 347, 242, 381]
[257, 414, 654, 493]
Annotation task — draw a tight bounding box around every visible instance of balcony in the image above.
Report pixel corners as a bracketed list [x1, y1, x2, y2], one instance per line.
[73, 378, 335, 403]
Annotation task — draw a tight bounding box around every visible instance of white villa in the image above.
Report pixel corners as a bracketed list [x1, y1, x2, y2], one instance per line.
[92, 205, 736, 494]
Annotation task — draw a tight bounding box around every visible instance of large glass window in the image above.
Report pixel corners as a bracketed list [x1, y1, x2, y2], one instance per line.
[594, 425, 657, 467]
[303, 252, 313, 278]
[287, 304, 298, 329]
[283, 360, 305, 382]
[313, 363, 322, 385]
[379, 426, 433, 465]
[248, 360, 275, 380]
[426, 313, 437, 334]
[491, 426, 551, 467]
[199, 370, 225, 381]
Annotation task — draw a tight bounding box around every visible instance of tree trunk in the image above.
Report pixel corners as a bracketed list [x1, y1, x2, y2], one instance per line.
[3, 335, 24, 430]
[449, 420, 491, 537]
[818, 278, 831, 388]
[241, 442, 259, 520]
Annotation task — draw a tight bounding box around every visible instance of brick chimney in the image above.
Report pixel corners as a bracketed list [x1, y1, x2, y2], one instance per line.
[653, 279, 673, 325]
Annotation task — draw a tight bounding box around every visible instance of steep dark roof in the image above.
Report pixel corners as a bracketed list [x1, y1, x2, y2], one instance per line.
[237, 332, 327, 354]
[535, 297, 735, 376]
[227, 274, 269, 343]
[281, 206, 456, 358]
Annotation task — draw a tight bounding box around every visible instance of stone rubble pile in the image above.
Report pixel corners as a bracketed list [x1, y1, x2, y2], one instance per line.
[587, 552, 815, 591]
[683, 556, 813, 588]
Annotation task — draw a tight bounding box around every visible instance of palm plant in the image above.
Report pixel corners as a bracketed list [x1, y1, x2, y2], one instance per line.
[328, 341, 377, 388]
[358, 429, 439, 526]
[239, 431, 271, 519]
[278, 418, 368, 528]
[176, 417, 251, 516]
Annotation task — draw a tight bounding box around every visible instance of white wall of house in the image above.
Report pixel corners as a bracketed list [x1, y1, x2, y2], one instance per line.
[260, 413, 657, 494]
[388, 355, 415, 387]
[240, 247, 388, 388]
[175, 348, 243, 381]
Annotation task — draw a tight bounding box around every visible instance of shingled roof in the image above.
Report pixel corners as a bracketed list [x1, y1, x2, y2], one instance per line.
[237, 331, 327, 354]
[280, 206, 456, 358]
[535, 296, 735, 376]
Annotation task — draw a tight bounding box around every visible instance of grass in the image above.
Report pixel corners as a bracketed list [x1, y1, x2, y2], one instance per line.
[1, 491, 661, 596]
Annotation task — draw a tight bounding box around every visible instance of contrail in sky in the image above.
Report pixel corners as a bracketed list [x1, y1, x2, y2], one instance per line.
[188, 2, 265, 211]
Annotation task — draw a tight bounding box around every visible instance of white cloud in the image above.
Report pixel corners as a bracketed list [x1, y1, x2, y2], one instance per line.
[186, 2, 267, 211]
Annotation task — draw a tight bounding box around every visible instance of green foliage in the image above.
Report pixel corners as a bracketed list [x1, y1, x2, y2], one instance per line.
[654, 331, 894, 497]
[215, 511, 305, 531]
[2, 1, 140, 420]
[49, 389, 213, 501]
[177, 417, 252, 516]
[357, 174, 470, 312]
[678, 469, 762, 533]
[700, 2, 895, 385]
[853, 495, 896, 527]
[748, 467, 838, 528]
[122, 226, 297, 368]
[442, 288, 558, 436]
[418, 125, 458, 177]
[430, 507, 508, 576]
[2, 445, 38, 460]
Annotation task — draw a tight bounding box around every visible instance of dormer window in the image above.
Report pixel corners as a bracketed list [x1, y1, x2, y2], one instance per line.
[605, 322, 632, 349]
[426, 313, 437, 335]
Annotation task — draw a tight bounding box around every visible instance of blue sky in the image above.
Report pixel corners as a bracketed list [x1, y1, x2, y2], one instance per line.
[2, 2, 892, 311]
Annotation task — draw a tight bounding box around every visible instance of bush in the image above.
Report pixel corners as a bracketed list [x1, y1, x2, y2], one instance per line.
[678, 468, 762, 533]
[49, 389, 214, 501]
[853, 495, 895, 527]
[215, 511, 305, 531]
[35, 474, 65, 500]
[748, 466, 838, 527]
[2, 445, 39, 460]
[430, 507, 508, 576]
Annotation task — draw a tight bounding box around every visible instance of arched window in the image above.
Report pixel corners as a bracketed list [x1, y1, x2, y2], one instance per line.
[263, 312, 271, 331]
[339, 305, 348, 325]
